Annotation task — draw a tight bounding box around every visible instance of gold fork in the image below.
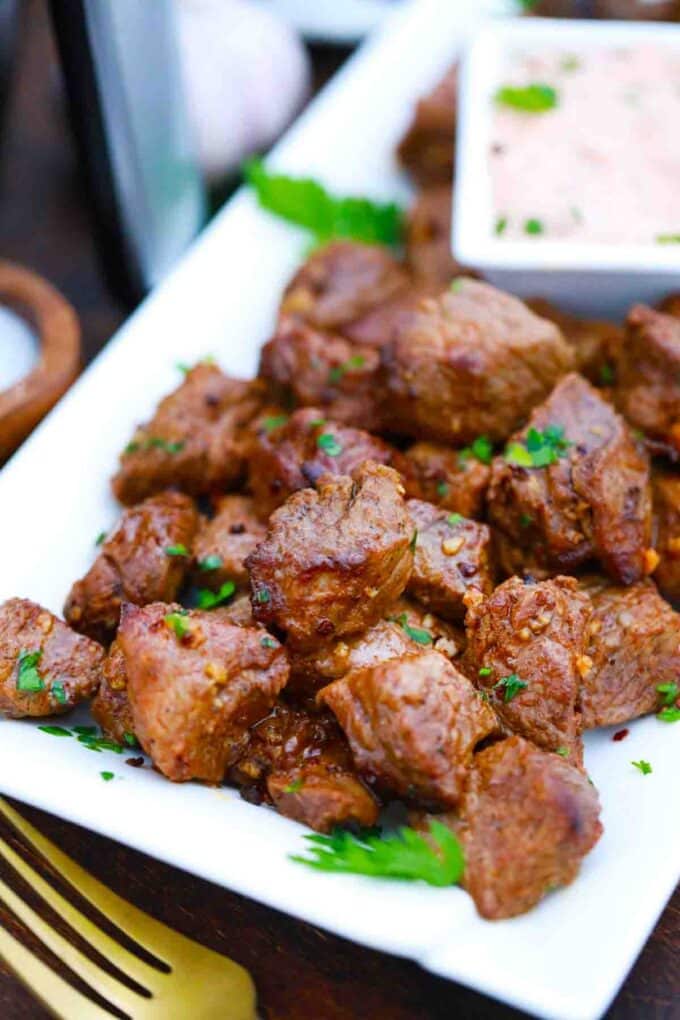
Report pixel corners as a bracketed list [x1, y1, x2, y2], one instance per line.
[0, 797, 256, 1019]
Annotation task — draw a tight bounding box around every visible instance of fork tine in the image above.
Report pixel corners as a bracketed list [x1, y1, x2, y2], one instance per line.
[0, 923, 114, 1020]
[0, 866, 143, 1014]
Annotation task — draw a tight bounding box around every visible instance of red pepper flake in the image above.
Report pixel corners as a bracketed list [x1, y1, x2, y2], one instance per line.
[125, 756, 145, 768]
[612, 728, 629, 742]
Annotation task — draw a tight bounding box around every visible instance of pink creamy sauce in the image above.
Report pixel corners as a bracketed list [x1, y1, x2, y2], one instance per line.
[491, 45, 680, 244]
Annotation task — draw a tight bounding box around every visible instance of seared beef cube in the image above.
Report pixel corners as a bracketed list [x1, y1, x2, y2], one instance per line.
[580, 577, 680, 728]
[615, 305, 680, 457]
[397, 65, 458, 187]
[64, 492, 199, 644]
[406, 500, 494, 621]
[527, 299, 623, 387]
[382, 279, 573, 445]
[247, 407, 406, 520]
[91, 641, 134, 745]
[405, 186, 466, 287]
[402, 441, 490, 519]
[652, 472, 680, 603]
[117, 602, 288, 782]
[488, 373, 653, 584]
[320, 649, 498, 808]
[231, 702, 378, 833]
[247, 463, 413, 646]
[659, 292, 680, 319]
[457, 736, 602, 920]
[191, 495, 265, 590]
[464, 576, 591, 760]
[112, 365, 266, 504]
[0, 598, 103, 717]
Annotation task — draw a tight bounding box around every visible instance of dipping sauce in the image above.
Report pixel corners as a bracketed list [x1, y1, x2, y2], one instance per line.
[490, 44, 680, 245]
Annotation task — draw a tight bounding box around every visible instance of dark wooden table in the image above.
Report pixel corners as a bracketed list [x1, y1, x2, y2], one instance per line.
[0, 3, 677, 1018]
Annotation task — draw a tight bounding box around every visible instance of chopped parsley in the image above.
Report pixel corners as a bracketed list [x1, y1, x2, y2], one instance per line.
[505, 424, 571, 468]
[244, 157, 405, 249]
[38, 725, 72, 737]
[164, 610, 191, 639]
[447, 513, 464, 526]
[519, 512, 533, 528]
[478, 666, 493, 677]
[291, 821, 464, 887]
[52, 681, 67, 705]
[123, 732, 138, 747]
[436, 480, 449, 498]
[197, 554, 223, 572]
[631, 760, 652, 775]
[599, 363, 615, 385]
[165, 544, 189, 557]
[176, 362, 191, 375]
[493, 673, 528, 702]
[391, 613, 432, 646]
[95, 531, 107, 546]
[261, 414, 289, 433]
[495, 216, 508, 237]
[124, 437, 184, 456]
[556, 747, 570, 758]
[560, 55, 580, 72]
[254, 587, 271, 605]
[284, 777, 304, 794]
[76, 732, 125, 753]
[317, 433, 343, 457]
[100, 771, 115, 782]
[409, 529, 418, 552]
[328, 355, 366, 384]
[495, 83, 558, 114]
[657, 682, 679, 707]
[656, 234, 680, 245]
[524, 218, 544, 236]
[458, 435, 493, 466]
[16, 649, 44, 693]
[657, 706, 680, 723]
[261, 636, 278, 649]
[450, 278, 464, 293]
[197, 581, 236, 609]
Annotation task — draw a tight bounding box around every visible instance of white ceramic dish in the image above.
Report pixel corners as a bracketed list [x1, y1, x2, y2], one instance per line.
[0, 3, 678, 1019]
[454, 18, 680, 317]
[256, 0, 401, 44]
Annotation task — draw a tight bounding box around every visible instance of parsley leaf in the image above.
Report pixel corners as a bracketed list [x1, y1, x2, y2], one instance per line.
[525, 218, 544, 236]
[164, 611, 191, 639]
[409, 529, 418, 552]
[100, 771, 115, 782]
[124, 437, 184, 456]
[317, 433, 343, 457]
[38, 725, 72, 737]
[493, 673, 528, 702]
[244, 158, 404, 249]
[657, 682, 679, 707]
[495, 216, 508, 236]
[197, 554, 223, 572]
[197, 581, 236, 610]
[657, 706, 680, 723]
[52, 681, 67, 705]
[391, 613, 432, 646]
[631, 760, 652, 775]
[284, 777, 304, 794]
[478, 666, 493, 677]
[656, 234, 680, 245]
[261, 636, 278, 649]
[261, 414, 289, 433]
[496, 83, 558, 114]
[165, 544, 189, 557]
[328, 355, 366, 384]
[505, 424, 571, 468]
[599, 363, 614, 385]
[16, 650, 44, 693]
[458, 436, 493, 466]
[556, 746, 570, 758]
[292, 822, 464, 887]
[95, 531, 107, 546]
[447, 513, 464, 526]
[436, 480, 449, 498]
[254, 587, 271, 605]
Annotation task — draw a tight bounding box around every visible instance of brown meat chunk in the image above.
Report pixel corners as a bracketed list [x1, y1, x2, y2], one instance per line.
[615, 305, 680, 458]
[0, 598, 104, 718]
[320, 650, 498, 808]
[659, 292, 680, 319]
[457, 736, 602, 920]
[407, 500, 494, 621]
[91, 641, 135, 745]
[191, 495, 265, 590]
[401, 441, 490, 519]
[406, 186, 466, 287]
[246, 407, 407, 520]
[527, 298, 622, 386]
[247, 463, 413, 647]
[580, 577, 680, 728]
[464, 576, 591, 760]
[488, 373, 653, 584]
[117, 602, 288, 782]
[112, 365, 266, 504]
[64, 492, 199, 644]
[397, 65, 457, 187]
[652, 472, 680, 604]
[382, 279, 573, 444]
[230, 702, 378, 832]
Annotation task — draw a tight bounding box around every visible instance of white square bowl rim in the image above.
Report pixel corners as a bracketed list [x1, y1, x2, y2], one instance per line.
[453, 17, 680, 274]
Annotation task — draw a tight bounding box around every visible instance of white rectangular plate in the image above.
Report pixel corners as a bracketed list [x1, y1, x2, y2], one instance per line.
[0, 3, 677, 1019]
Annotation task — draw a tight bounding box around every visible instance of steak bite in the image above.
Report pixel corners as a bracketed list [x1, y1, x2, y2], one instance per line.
[382, 279, 573, 445]
[191, 495, 265, 590]
[457, 736, 602, 920]
[246, 462, 414, 647]
[91, 640, 134, 745]
[580, 577, 680, 728]
[0, 598, 104, 718]
[526, 298, 622, 386]
[319, 649, 498, 808]
[64, 492, 199, 645]
[652, 472, 680, 604]
[464, 576, 591, 761]
[405, 186, 465, 287]
[402, 441, 490, 519]
[112, 365, 266, 504]
[246, 407, 407, 520]
[406, 500, 494, 621]
[117, 602, 289, 783]
[488, 373, 653, 585]
[615, 305, 680, 457]
[230, 701, 378, 832]
[397, 64, 458, 187]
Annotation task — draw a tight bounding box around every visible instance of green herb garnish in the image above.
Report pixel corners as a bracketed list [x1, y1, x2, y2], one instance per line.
[436, 481, 449, 498]
[657, 706, 680, 723]
[505, 424, 571, 468]
[317, 433, 343, 457]
[493, 673, 528, 702]
[95, 531, 107, 546]
[198, 554, 223, 572]
[261, 414, 289, 433]
[478, 666, 493, 677]
[16, 650, 44, 693]
[556, 746, 570, 758]
[284, 777, 304, 794]
[165, 544, 189, 558]
[261, 636, 278, 649]
[77, 732, 125, 753]
[176, 362, 191, 375]
[495, 216, 508, 236]
[328, 355, 366, 384]
[656, 234, 680, 244]
[164, 611, 191, 639]
[524, 218, 544, 236]
[392, 613, 432, 646]
[409, 529, 418, 552]
[123, 732, 138, 747]
[631, 760, 652, 775]
[254, 587, 271, 605]
[560, 55, 580, 72]
[197, 581, 236, 610]
[52, 681, 67, 706]
[38, 725, 72, 737]
[599, 363, 614, 385]
[447, 513, 464, 526]
[657, 682, 679, 707]
[496, 83, 558, 114]
[124, 437, 184, 456]
[450, 278, 464, 293]
[291, 822, 464, 887]
[519, 512, 533, 528]
[459, 436, 493, 466]
[100, 771, 115, 782]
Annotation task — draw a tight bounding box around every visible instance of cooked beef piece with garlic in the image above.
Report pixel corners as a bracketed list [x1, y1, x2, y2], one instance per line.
[659, 291, 680, 319]
[402, 441, 490, 519]
[406, 500, 494, 621]
[488, 373, 653, 584]
[397, 64, 457, 187]
[527, 298, 622, 386]
[406, 186, 466, 287]
[247, 407, 407, 520]
[112, 365, 266, 504]
[91, 640, 134, 745]
[247, 462, 413, 647]
[191, 495, 265, 590]
[614, 305, 680, 458]
[230, 701, 378, 832]
[652, 472, 680, 604]
[456, 736, 602, 920]
[464, 576, 591, 761]
[382, 279, 573, 445]
[580, 576, 680, 728]
[117, 602, 288, 782]
[0, 598, 104, 718]
[64, 492, 199, 645]
[320, 649, 498, 809]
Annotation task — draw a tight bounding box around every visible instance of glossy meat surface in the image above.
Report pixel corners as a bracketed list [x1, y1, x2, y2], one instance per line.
[91, 640, 134, 745]
[652, 472, 680, 603]
[397, 65, 458, 187]
[405, 186, 463, 286]
[402, 441, 490, 519]
[527, 298, 622, 386]
[191, 495, 265, 590]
